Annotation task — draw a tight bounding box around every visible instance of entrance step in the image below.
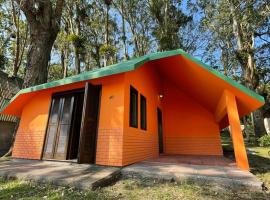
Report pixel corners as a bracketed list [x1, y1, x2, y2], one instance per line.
[0, 159, 120, 190]
[122, 161, 263, 191]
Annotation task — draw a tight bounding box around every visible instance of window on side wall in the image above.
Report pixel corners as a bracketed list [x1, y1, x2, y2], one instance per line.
[129, 86, 138, 128]
[140, 94, 147, 130]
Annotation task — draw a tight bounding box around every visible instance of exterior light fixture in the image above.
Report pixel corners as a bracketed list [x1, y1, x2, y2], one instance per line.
[159, 94, 164, 99]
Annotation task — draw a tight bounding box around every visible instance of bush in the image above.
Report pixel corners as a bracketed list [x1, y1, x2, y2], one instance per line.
[258, 135, 270, 147]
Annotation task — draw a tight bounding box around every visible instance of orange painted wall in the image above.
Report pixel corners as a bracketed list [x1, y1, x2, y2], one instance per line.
[12, 74, 125, 166]
[12, 92, 51, 159]
[13, 61, 223, 166]
[162, 79, 223, 155]
[122, 63, 162, 165]
[121, 63, 223, 166]
[95, 75, 125, 166]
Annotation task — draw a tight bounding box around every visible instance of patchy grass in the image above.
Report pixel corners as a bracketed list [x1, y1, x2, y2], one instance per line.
[0, 177, 268, 200]
[0, 177, 110, 200]
[0, 134, 269, 199]
[103, 178, 269, 200]
[221, 132, 270, 188]
[247, 147, 270, 188]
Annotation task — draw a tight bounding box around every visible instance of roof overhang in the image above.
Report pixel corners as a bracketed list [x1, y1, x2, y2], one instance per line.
[1, 49, 264, 123]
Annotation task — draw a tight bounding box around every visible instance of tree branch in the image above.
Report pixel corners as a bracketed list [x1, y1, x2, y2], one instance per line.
[55, 0, 65, 23]
[14, 0, 36, 23]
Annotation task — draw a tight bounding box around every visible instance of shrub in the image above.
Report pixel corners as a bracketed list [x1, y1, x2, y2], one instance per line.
[258, 135, 270, 147]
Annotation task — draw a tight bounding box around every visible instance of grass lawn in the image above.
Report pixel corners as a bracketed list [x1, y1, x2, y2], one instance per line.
[0, 134, 269, 200]
[221, 132, 270, 188]
[0, 177, 269, 200]
[245, 146, 270, 188]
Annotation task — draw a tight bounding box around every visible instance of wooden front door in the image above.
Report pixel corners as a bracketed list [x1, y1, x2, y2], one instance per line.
[157, 108, 164, 154]
[78, 83, 101, 164]
[43, 94, 75, 160]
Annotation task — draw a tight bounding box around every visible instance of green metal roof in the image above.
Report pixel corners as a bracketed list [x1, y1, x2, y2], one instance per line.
[0, 49, 264, 113]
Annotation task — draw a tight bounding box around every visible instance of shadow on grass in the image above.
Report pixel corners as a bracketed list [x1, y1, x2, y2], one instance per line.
[248, 154, 270, 173]
[117, 177, 268, 200]
[221, 136, 270, 172]
[0, 177, 113, 200]
[221, 132, 270, 189]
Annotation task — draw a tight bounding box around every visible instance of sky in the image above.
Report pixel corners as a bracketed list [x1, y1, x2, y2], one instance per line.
[51, 0, 211, 69]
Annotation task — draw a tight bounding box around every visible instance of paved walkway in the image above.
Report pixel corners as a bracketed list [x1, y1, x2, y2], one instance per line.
[0, 159, 120, 190]
[148, 154, 236, 166]
[0, 157, 263, 191]
[122, 159, 263, 191]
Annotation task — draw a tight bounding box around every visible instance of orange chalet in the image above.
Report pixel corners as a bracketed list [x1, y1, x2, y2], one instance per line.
[1, 49, 264, 171]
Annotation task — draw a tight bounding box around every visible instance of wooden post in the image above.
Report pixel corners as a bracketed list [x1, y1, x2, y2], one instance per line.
[225, 90, 249, 171]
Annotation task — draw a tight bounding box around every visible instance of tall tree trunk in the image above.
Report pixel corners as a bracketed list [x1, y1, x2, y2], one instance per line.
[11, 0, 20, 77]
[229, 0, 267, 139]
[252, 109, 267, 138]
[130, 26, 140, 56]
[16, 0, 65, 87]
[61, 49, 68, 78]
[74, 2, 81, 74]
[17, 25, 28, 74]
[250, 113, 258, 145]
[103, 4, 110, 67]
[74, 46, 80, 74]
[105, 4, 109, 46]
[23, 32, 57, 87]
[243, 116, 250, 142]
[93, 45, 101, 68]
[120, 1, 128, 60]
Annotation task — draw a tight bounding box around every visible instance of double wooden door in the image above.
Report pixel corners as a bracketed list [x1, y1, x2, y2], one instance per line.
[43, 93, 76, 160]
[43, 83, 101, 163]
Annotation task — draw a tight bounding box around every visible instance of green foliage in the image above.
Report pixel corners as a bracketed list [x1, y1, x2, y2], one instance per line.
[99, 44, 117, 58]
[0, 0, 268, 95]
[149, 0, 191, 51]
[55, 31, 69, 50]
[67, 34, 85, 48]
[258, 135, 270, 147]
[48, 64, 64, 82]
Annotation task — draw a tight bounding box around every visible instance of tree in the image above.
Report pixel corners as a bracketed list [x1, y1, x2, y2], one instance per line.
[54, 30, 71, 78]
[10, 0, 28, 77]
[65, 0, 86, 74]
[15, 0, 65, 87]
[119, 0, 129, 60]
[101, 0, 116, 66]
[228, 0, 269, 138]
[192, 0, 270, 138]
[114, 0, 153, 57]
[149, 0, 191, 51]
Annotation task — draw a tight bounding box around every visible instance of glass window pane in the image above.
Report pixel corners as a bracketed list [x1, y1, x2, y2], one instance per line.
[60, 97, 73, 124]
[56, 124, 70, 154]
[50, 98, 60, 124]
[140, 95, 147, 130]
[130, 86, 138, 127]
[45, 125, 57, 153]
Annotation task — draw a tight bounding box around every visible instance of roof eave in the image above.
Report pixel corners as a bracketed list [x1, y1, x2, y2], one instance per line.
[1, 49, 265, 115]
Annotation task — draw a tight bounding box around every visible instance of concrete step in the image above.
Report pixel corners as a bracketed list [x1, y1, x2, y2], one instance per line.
[0, 159, 121, 190]
[122, 161, 264, 191]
